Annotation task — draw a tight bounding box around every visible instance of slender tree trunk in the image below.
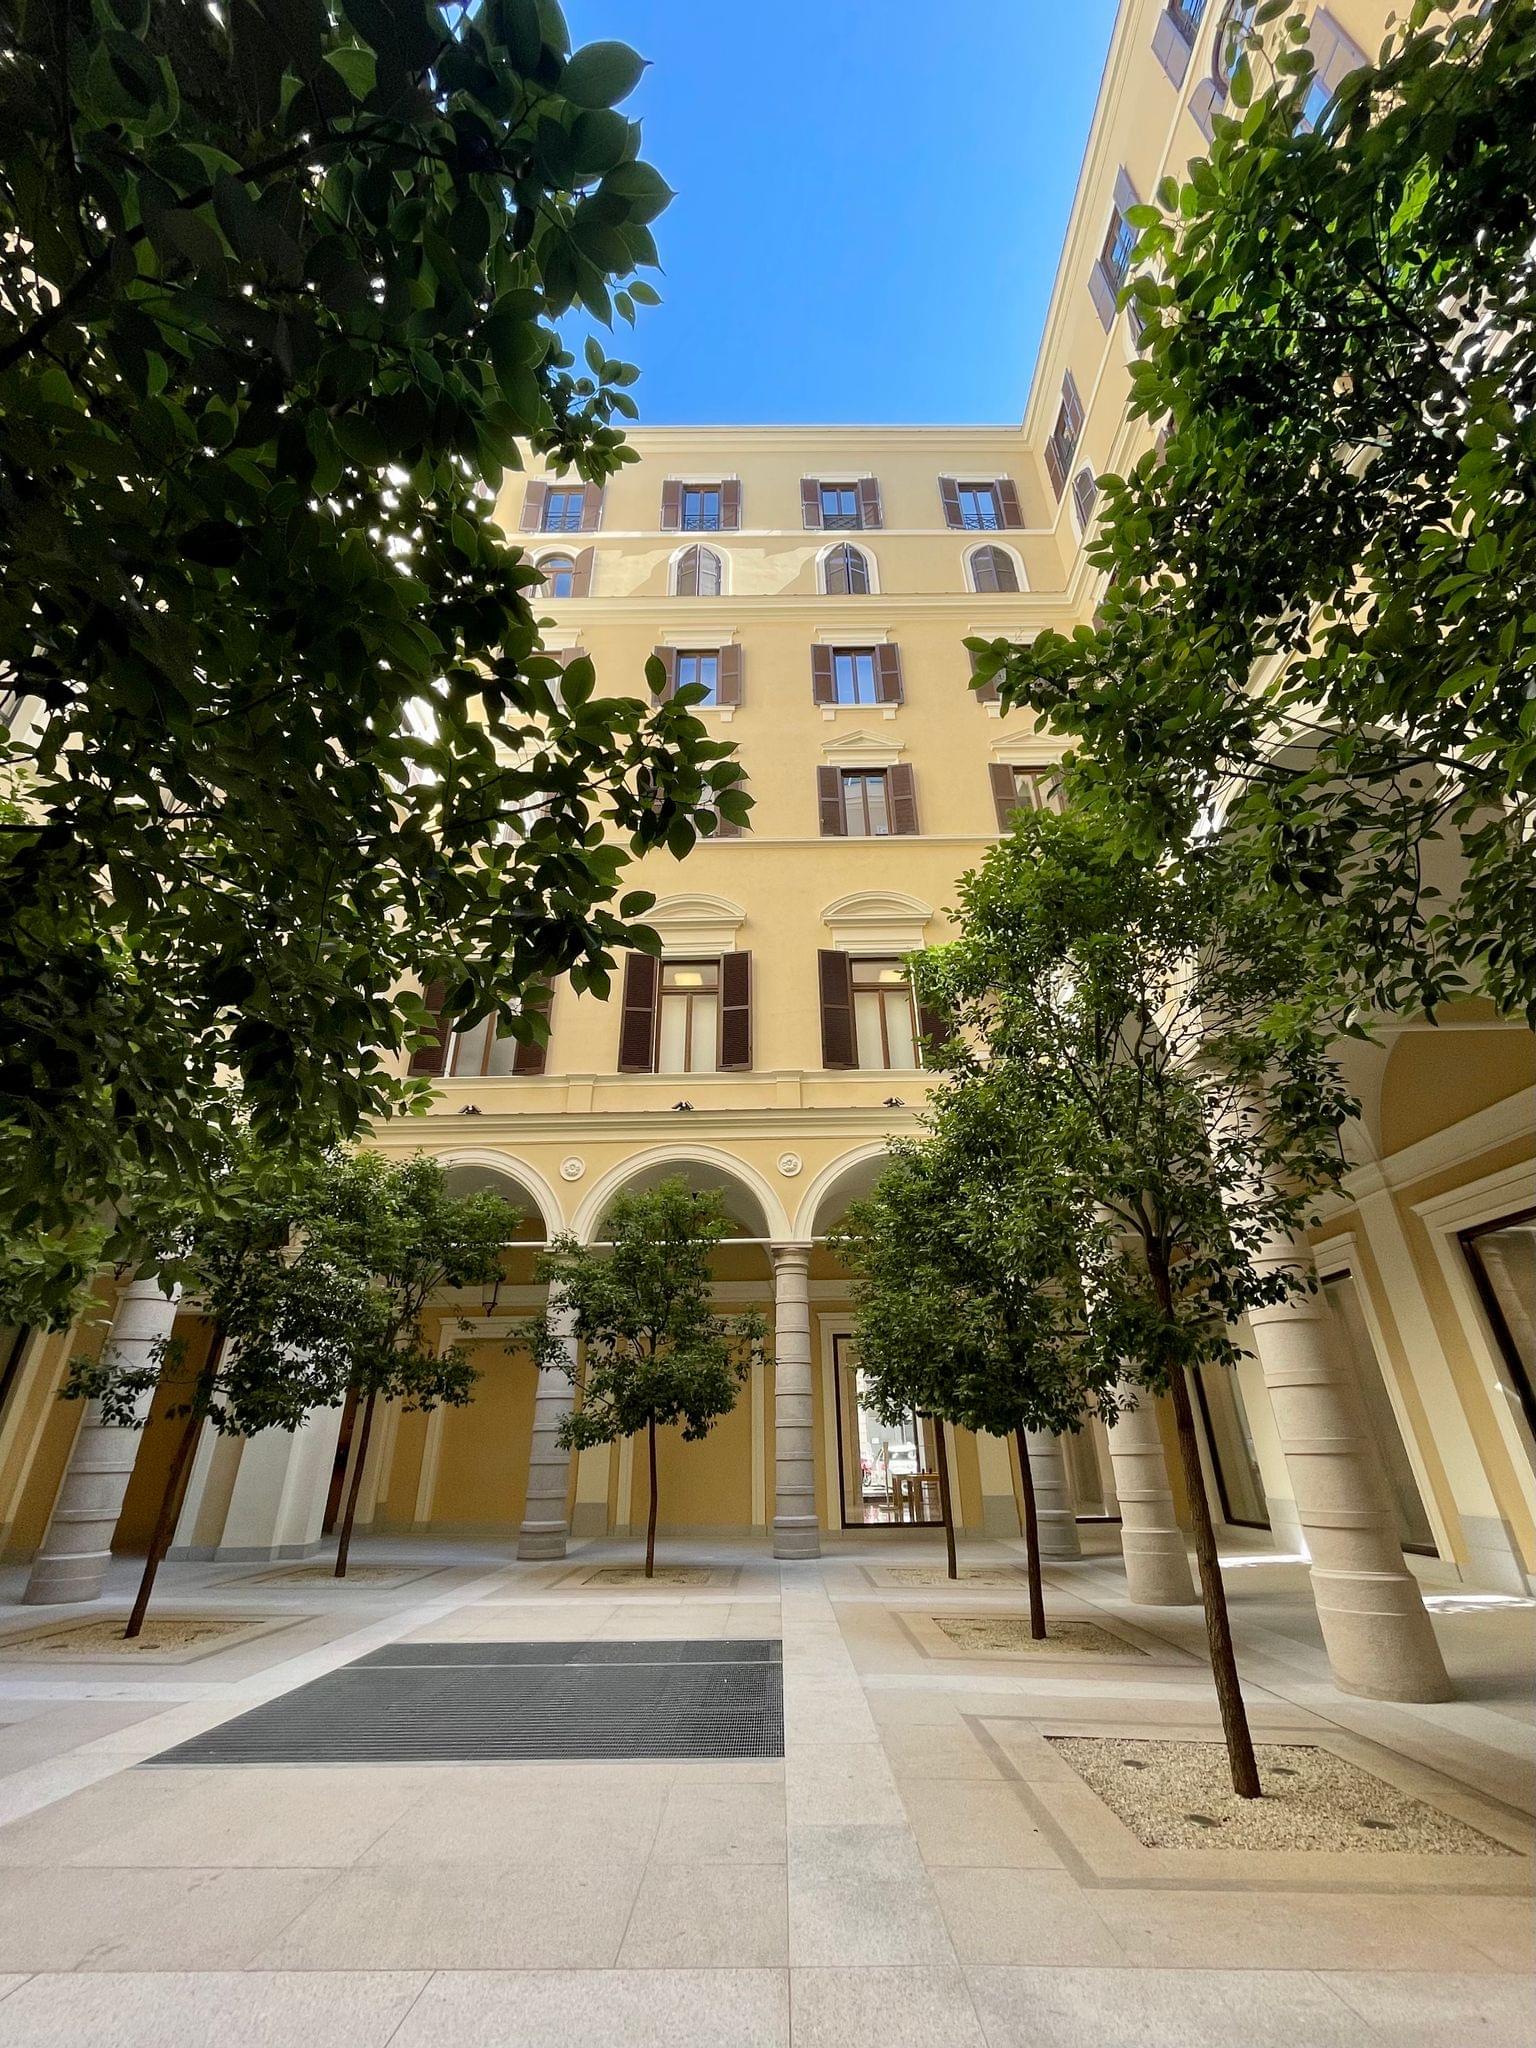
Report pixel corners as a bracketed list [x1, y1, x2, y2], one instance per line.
[1014, 1427, 1048, 1639]
[931, 1416, 958, 1580]
[1168, 1365, 1262, 1798]
[123, 1346, 218, 1641]
[645, 1416, 659, 1579]
[334, 1387, 378, 1579]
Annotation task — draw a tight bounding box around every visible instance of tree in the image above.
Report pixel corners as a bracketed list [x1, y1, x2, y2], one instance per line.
[528, 1178, 763, 1578]
[0, 2, 747, 1320]
[834, 1112, 1117, 1632]
[915, 811, 1355, 1795]
[293, 1151, 514, 1575]
[979, 0, 1536, 1026]
[63, 1143, 359, 1636]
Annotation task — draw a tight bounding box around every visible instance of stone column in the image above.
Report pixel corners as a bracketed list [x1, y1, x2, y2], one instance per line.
[1106, 1382, 1197, 1605]
[771, 1245, 819, 1560]
[211, 1401, 345, 1561]
[518, 1286, 579, 1560]
[23, 1277, 181, 1605]
[1021, 1429, 1081, 1558]
[1248, 1224, 1452, 1701]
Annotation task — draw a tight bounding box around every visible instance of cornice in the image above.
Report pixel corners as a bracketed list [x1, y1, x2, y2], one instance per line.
[535, 594, 1078, 625]
[367, 1101, 925, 1146]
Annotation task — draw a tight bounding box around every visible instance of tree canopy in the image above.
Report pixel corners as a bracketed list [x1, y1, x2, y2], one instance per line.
[0, 1, 744, 1322]
[978, 0, 1536, 1026]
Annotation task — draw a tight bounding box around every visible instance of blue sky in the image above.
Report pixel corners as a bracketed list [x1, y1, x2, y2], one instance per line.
[560, 0, 1120, 426]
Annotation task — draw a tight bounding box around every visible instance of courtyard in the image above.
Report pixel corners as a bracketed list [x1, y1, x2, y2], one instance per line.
[0, 1527, 1528, 2046]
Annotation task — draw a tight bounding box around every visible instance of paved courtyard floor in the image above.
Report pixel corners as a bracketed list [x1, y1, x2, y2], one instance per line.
[0, 1526, 1530, 2045]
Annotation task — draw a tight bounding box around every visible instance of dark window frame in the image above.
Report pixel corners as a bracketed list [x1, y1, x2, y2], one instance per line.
[1460, 1208, 1536, 1445]
[680, 485, 723, 532]
[542, 488, 587, 533]
[819, 484, 863, 530]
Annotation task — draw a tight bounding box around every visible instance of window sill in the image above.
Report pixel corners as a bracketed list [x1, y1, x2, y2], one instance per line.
[820, 705, 898, 721]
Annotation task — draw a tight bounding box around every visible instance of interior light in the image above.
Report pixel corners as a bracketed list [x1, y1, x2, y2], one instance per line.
[673, 970, 704, 988]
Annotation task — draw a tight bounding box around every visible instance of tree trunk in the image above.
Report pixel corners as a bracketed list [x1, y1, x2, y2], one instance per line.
[931, 1416, 958, 1580]
[1169, 1365, 1262, 1798]
[1014, 1427, 1048, 1639]
[123, 1372, 211, 1641]
[645, 1416, 659, 1579]
[334, 1387, 378, 1579]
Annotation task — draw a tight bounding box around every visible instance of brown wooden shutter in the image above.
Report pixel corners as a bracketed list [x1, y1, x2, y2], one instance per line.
[817, 766, 846, 837]
[712, 807, 743, 839]
[512, 995, 550, 1076]
[1152, 4, 1195, 88]
[800, 478, 823, 529]
[720, 478, 742, 530]
[1044, 437, 1067, 499]
[718, 951, 752, 1070]
[915, 990, 947, 1063]
[652, 646, 677, 700]
[857, 477, 883, 529]
[970, 648, 999, 705]
[660, 480, 682, 531]
[989, 762, 1019, 830]
[875, 644, 903, 705]
[617, 954, 659, 1072]
[569, 547, 594, 597]
[889, 762, 919, 835]
[579, 484, 603, 531]
[996, 477, 1023, 528]
[811, 645, 836, 705]
[520, 481, 548, 532]
[408, 981, 449, 1076]
[716, 643, 743, 706]
[818, 950, 856, 1069]
[939, 478, 963, 529]
[1088, 259, 1119, 332]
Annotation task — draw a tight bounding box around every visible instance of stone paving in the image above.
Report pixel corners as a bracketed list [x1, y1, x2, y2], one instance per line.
[0, 1526, 1530, 2045]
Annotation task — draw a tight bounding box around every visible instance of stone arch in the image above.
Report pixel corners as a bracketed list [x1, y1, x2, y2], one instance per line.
[793, 1142, 895, 1243]
[434, 1150, 564, 1240]
[572, 1144, 792, 1246]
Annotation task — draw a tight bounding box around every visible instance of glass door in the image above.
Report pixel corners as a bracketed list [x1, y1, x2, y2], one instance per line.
[1321, 1271, 1437, 1555]
[1191, 1364, 1269, 1528]
[833, 1333, 943, 1526]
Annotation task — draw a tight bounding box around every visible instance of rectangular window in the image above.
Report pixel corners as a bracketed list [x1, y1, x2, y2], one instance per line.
[1170, 0, 1208, 37]
[542, 488, 586, 532]
[1101, 210, 1137, 292]
[1044, 374, 1084, 498]
[832, 650, 879, 705]
[675, 651, 719, 705]
[681, 486, 721, 531]
[656, 959, 720, 1075]
[1298, 10, 1365, 131]
[956, 483, 1001, 531]
[820, 485, 862, 529]
[851, 957, 918, 1071]
[1460, 1210, 1536, 1445]
[841, 770, 892, 836]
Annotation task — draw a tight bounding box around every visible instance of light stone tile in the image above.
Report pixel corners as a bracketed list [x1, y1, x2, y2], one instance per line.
[252, 1858, 646, 1970]
[788, 1874, 955, 1966]
[881, 1722, 1003, 1781]
[865, 1691, 968, 1730]
[0, 1865, 331, 1971]
[0, 1767, 210, 1866]
[358, 1778, 667, 1864]
[966, 1965, 1377, 2048]
[789, 1964, 987, 2048]
[898, 1778, 1062, 1869]
[74, 1764, 437, 1867]
[1329, 1970, 1536, 2045]
[0, 1970, 428, 2047]
[931, 1869, 1127, 1966]
[1092, 1889, 1506, 1973]
[651, 1781, 787, 1864]
[390, 1967, 790, 2047]
[785, 1745, 906, 1827]
[788, 1821, 927, 1884]
[618, 1861, 788, 1966]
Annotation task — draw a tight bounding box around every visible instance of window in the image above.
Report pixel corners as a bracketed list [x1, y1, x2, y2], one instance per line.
[1460, 1210, 1536, 1444]
[409, 985, 548, 1077]
[681, 486, 721, 531]
[675, 651, 719, 705]
[833, 650, 878, 705]
[1298, 10, 1367, 131]
[661, 479, 740, 531]
[542, 488, 586, 532]
[842, 770, 891, 835]
[820, 485, 861, 529]
[1072, 465, 1099, 529]
[657, 959, 720, 1074]
[1151, 0, 1210, 88]
[819, 762, 917, 837]
[1171, 0, 1209, 31]
[990, 763, 1063, 829]
[941, 476, 1022, 530]
[803, 476, 881, 529]
[1043, 373, 1084, 498]
[539, 554, 576, 598]
[823, 543, 872, 596]
[673, 544, 722, 597]
[968, 545, 1020, 595]
[956, 484, 1001, 531]
[812, 643, 902, 707]
[851, 957, 919, 1071]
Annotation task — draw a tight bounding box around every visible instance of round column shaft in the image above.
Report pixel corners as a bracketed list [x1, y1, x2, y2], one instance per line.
[771, 1246, 819, 1559]
[1022, 1430, 1081, 1559]
[518, 1287, 579, 1561]
[1106, 1382, 1197, 1605]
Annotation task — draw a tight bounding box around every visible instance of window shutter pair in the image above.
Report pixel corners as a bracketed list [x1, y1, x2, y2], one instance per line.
[940, 478, 1024, 528]
[1089, 170, 1141, 331]
[651, 645, 743, 705]
[810, 645, 902, 705]
[1043, 373, 1083, 500]
[616, 952, 752, 1072]
[520, 481, 602, 531]
[815, 764, 919, 837]
[408, 983, 549, 1076]
[1151, 4, 1195, 89]
[800, 478, 883, 529]
[660, 480, 743, 530]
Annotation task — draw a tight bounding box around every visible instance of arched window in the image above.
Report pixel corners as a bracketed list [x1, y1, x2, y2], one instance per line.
[967, 545, 1020, 595]
[674, 544, 723, 597]
[538, 553, 576, 598]
[823, 543, 872, 596]
[1072, 467, 1099, 529]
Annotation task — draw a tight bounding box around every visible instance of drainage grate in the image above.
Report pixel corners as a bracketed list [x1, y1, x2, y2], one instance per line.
[142, 1639, 784, 1766]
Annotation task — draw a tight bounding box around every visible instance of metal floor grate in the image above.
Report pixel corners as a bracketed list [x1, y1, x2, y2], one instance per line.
[142, 1639, 784, 1765]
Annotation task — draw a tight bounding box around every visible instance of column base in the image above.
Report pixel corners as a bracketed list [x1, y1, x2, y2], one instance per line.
[21, 1551, 113, 1605]
[1035, 1513, 1083, 1561]
[773, 1515, 821, 1560]
[516, 1521, 569, 1562]
[1311, 1567, 1454, 1702]
[1120, 1531, 1197, 1605]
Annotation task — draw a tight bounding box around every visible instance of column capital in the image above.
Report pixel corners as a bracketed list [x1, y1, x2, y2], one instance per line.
[769, 1243, 813, 1273]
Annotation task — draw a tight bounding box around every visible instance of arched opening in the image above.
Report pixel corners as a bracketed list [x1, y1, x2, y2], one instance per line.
[821, 542, 873, 596]
[673, 544, 723, 597]
[967, 543, 1022, 594]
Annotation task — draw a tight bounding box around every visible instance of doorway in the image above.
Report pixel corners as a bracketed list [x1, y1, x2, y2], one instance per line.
[1321, 1270, 1437, 1555]
[832, 1333, 943, 1526]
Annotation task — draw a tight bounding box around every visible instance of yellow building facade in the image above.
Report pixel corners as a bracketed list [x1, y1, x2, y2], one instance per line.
[3, 1, 1532, 1697]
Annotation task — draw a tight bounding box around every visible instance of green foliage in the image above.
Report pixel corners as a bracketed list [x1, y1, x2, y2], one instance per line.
[912, 812, 1355, 1394]
[0, 1, 743, 1313]
[976, 0, 1536, 1025]
[529, 1177, 762, 1452]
